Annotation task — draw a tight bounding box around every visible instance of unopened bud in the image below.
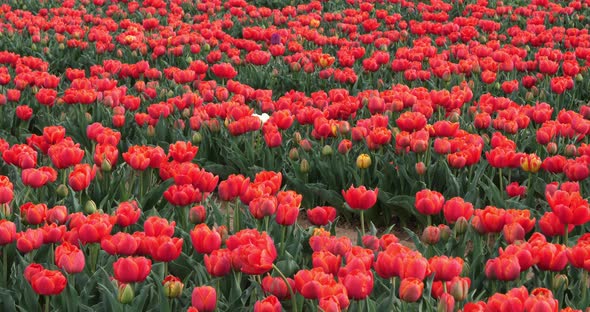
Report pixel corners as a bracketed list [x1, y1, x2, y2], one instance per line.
[56, 184, 69, 198]
[300, 159, 310, 174]
[84, 200, 97, 214]
[118, 283, 134, 304]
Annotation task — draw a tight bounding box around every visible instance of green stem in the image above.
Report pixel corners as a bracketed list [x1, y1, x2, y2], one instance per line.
[272, 264, 298, 312]
[90, 243, 98, 274]
[44, 295, 50, 312]
[164, 262, 169, 278]
[360, 210, 365, 238]
[427, 215, 432, 227]
[279, 226, 287, 259]
[582, 270, 588, 307]
[498, 168, 504, 197]
[564, 224, 569, 247]
[233, 198, 240, 233]
[264, 216, 269, 233]
[2, 245, 7, 288]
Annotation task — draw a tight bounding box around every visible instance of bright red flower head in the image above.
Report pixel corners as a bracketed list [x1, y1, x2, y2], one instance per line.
[190, 223, 221, 254]
[226, 229, 277, 275]
[191, 286, 217, 312]
[27, 268, 67, 296]
[55, 241, 85, 274]
[113, 256, 152, 284]
[342, 185, 378, 210]
[415, 189, 445, 216]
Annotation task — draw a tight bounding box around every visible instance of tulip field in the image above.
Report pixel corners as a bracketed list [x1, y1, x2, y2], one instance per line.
[3, 0, 590, 311]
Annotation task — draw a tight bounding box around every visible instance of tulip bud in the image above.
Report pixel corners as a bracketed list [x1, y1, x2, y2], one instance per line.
[118, 283, 134, 304]
[147, 125, 156, 137]
[189, 205, 206, 224]
[299, 139, 312, 152]
[453, 217, 468, 235]
[449, 277, 469, 302]
[163, 275, 184, 299]
[288, 148, 299, 160]
[546, 142, 557, 155]
[56, 184, 69, 198]
[438, 224, 451, 241]
[300, 159, 310, 174]
[192, 132, 202, 145]
[552, 274, 568, 290]
[321, 145, 333, 157]
[576, 74, 584, 82]
[415, 162, 426, 175]
[58, 43, 65, 50]
[85, 113, 92, 122]
[437, 292, 455, 312]
[565, 144, 577, 157]
[293, 132, 302, 144]
[101, 159, 112, 172]
[421, 226, 440, 245]
[356, 154, 371, 169]
[525, 91, 534, 101]
[202, 43, 210, 51]
[448, 112, 460, 123]
[0, 203, 11, 216]
[84, 200, 97, 214]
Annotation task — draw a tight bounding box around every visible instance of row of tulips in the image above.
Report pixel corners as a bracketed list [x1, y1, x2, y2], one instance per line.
[1, 0, 590, 310]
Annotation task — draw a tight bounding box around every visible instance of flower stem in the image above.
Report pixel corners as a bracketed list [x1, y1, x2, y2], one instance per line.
[272, 263, 298, 312]
[360, 210, 365, 237]
[233, 198, 240, 233]
[2, 245, 7, 288]
[564, 224, 569, 247]
[44, 295, 50, 312]
[279, 226, 287, 259]
[498, 168, 504, 198]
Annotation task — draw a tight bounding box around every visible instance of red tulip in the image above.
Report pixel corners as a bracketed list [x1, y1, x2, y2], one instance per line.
[226, 229, 277, 275]
[101, 232, 139, 256]
[341, 185, 378, 210]
[77, 213, 113, 244]
[546, 189, 590, 226]
[415, 189, 444, 216]
[68, 164, 96, 192]
[254, 295, 282, 312]
[0, 220, 16, 245]
[211, 63, 237, 80]
[262, 275, 295, 300]
[48, 139, 85, 169]
[55, 242, 85, 274]
[0, 175, 14, 204]
[399, 277, 424, 302]
[249, 195, 278, 219]
[443, 197, 473, 224]
[535, 242, 568, 272]
[144, 216, 175, 237]
[146, 235, 183, 262]
[204, 248, 232, 277]
[428, 256, 463, 281]
[307, 206, 337, 226]
[191, 286, 217, 312]
[16, 228, 44, 254]
[190, 223, 221, 254]
[312, 251, 341, 275]
[28, 268, 67, 296]
[275, 190, 301, 226]
[218, 174, 250, 201]
[163, 184, 201, 206]
[168, 141, 198, 162]
[113, 256, 152, 284]
[21, 167, 57, 188]
[20, 202, 47, 225]
[114, 200, 141, 227]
